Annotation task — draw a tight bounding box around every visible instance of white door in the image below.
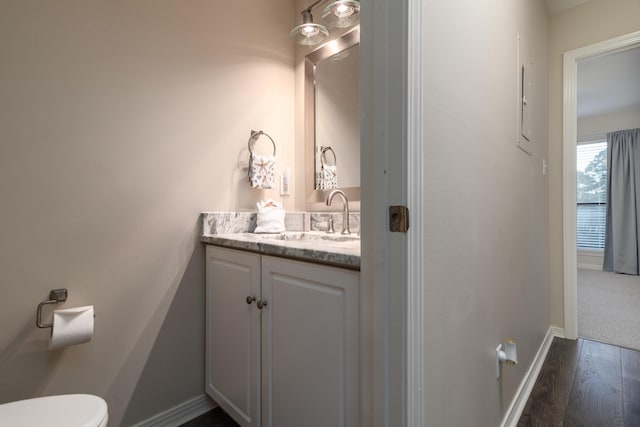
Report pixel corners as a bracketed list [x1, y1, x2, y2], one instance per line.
[205, 246, 261, 427]
[260, 256, 359, 427]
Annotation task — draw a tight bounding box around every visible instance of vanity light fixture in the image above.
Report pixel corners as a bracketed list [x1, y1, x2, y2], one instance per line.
[290, 9, 329, 46]
[290, 0, 360, 46]
[322, 0, 360, 28]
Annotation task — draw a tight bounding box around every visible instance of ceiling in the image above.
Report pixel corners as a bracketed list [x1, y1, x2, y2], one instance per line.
[545, 0, 591, 15]
[577, 47, 640, 119]
[544, 1, 640, 119]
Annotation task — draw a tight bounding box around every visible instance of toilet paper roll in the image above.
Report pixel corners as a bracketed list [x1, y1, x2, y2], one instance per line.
[49, 305, 94, 350]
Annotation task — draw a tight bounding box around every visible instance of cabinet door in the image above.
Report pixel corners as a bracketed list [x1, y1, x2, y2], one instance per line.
[206, 246, 261, 427]
[260, 256, 359, 427]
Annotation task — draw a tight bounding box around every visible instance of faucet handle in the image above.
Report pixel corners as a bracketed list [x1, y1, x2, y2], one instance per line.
[327, 215, 335, 234]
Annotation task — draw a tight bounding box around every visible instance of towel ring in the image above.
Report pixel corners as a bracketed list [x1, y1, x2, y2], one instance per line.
[320, 146, 337, 167]
[248, 130, 276, 156]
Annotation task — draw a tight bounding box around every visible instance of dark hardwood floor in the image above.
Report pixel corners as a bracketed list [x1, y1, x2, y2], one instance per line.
[518, 337, 640, 426]
[179, 406, 239, 427]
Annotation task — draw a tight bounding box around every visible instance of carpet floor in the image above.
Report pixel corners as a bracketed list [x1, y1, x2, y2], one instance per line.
[578, 268, 640, 351]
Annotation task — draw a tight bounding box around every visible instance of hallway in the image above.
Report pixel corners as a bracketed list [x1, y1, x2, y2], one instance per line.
[518, 338, 640, 426]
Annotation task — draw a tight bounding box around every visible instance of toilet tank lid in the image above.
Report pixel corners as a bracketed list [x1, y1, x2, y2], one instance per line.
[0, 394, 108, 427]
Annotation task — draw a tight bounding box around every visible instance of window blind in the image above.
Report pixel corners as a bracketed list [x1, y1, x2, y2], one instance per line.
[576, 141, 607, 249]
[577, 204, 606, 249]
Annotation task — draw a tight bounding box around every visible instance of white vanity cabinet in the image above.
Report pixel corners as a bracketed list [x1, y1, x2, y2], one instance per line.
[205, 246, 261, 427]
[205, 245, 359, 427]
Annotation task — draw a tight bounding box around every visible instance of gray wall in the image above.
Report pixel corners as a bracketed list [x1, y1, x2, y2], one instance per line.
[0, 1, 295, 425]
[420, 1, 549, 425]
[548, 0, 640, 328]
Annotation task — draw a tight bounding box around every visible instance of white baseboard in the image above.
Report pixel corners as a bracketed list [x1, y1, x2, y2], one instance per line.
[131, 394, 217, 427]
[499, 326, 565, 427]
[577, 263, 601, 270]
[577, 249, 604, 271]
[549, 326, 566, 339]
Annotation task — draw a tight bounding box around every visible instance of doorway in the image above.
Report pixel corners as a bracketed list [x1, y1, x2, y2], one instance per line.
[562, 31, 640, 340]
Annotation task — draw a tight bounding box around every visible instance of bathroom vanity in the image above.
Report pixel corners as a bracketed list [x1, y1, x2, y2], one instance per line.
[202, 225, 360, 427]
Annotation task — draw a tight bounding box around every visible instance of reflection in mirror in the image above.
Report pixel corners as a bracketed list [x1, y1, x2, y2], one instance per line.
[317, 146, 339, 190]
[316, 43, 359, 189]
[305, 27, 360, 206]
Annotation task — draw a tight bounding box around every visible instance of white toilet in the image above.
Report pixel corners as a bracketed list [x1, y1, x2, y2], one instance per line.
[0, 394, 108, 426]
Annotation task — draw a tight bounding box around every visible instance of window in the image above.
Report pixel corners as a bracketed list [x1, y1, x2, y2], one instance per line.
[577, 141, 607, 249]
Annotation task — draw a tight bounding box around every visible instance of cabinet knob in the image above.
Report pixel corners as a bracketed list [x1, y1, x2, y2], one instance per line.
[256, 300, 268, 310]
[245, 296, 256, 305]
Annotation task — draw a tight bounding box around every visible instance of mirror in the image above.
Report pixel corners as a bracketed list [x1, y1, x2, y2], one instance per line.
[305, 27, 360, 206]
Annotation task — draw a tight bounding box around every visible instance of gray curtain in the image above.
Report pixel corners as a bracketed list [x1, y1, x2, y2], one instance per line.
[604, 128, 640, 275]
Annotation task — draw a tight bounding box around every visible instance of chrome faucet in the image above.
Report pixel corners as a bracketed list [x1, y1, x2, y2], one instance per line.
[326, 189, 351, 235]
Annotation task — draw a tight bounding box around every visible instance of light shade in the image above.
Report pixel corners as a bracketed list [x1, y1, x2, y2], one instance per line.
[322, 0, 360, 29]
[290, 10, 329, 46]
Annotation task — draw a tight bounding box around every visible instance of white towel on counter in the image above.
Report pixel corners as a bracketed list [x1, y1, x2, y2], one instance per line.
[249, 153, 276, 189]
[254, 199, 285, 233]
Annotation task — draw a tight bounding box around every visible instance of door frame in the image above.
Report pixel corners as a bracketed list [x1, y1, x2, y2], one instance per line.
[406, 0, 424, 425]
[361, 0, 424, 425]
[562, 30, 640, 339]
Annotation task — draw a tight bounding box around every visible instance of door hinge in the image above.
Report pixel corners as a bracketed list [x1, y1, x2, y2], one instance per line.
[389, 206, 409, 232]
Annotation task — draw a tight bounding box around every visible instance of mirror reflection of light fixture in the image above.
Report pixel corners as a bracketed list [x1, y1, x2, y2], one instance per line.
[290, 0, 360, 46]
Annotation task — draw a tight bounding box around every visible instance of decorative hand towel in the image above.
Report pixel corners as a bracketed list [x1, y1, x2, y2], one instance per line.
[319, 146, 338, 190]
[254, 199, 285, 233]
[320, 164, 339, 190]
[249, 153, 276, 189]
[247, 130, 277, 189]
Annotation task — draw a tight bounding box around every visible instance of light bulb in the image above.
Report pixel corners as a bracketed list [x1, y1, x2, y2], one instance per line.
[335, 4, 354, 17]
[290, 12, 329, 46]
[301, 24, 319, 37]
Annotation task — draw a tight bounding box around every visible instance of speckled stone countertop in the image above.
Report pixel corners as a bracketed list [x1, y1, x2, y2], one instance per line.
[200, 212, 360, 270]
[201, 232, 360, 270]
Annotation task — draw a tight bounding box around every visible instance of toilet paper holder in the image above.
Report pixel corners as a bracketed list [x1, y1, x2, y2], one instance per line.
[36, 289, 68, 329]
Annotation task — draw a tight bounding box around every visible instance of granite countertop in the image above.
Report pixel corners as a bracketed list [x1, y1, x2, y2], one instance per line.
[201, 231, 361, 270]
